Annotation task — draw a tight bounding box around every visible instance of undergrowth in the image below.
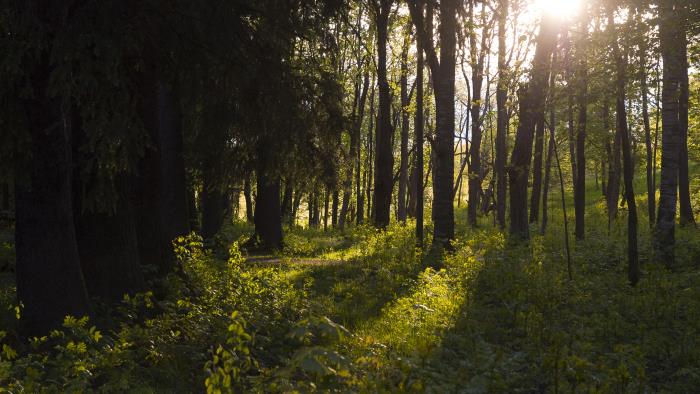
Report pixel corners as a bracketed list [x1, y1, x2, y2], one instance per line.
[0, 189, 699, 392]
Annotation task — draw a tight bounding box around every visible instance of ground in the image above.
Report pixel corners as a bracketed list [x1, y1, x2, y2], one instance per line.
[0, 178, 699, 392]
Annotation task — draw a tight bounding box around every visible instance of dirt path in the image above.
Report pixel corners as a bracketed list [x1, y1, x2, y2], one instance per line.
[245, 256, 344, 266]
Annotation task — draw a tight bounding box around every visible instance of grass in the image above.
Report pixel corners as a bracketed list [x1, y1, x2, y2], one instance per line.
[0, 173, 699, 392]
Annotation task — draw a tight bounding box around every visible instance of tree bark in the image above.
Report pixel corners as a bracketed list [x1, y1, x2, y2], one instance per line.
[530, 113, 545, 223]
[609, 10, 639, 285]
[574, 13, 588, 240]
[678, 24, 695, 227]
[495, 0, 508, 230]
[508, 15, 557, 241]
[409, 0, 457, 248]
[244, 175, 254, 223]
[638, 20, 655, 227]
[415, 28, 425, 247]
[607, 101, 621, 222]
[655, 1, 684, 263]
[467, 0, 487, 228]
[16, 53, 91, 335]
[157, 82, 190, 258]
[253, 158, 283, 250]
[398, 27, 411, 223]
[372, 0, 394, 228]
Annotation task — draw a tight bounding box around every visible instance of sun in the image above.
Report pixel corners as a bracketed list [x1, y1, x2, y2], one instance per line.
[534, 0, 582, 19]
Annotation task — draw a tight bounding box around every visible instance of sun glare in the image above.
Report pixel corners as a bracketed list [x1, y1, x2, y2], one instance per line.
[534, 0, 582, 19]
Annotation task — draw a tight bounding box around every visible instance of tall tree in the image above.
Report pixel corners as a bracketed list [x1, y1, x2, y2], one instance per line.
[495, 0, 508, 230]
[608, 9, 639, 285]
[467, 0, 490, 227]
[655, 1, 684, 264]
[398, 24, 412, 223]
[414, 27, 425, 247]
[409, 0, 457, 248]
[508, 14, 557, 240]
[573, 11, 588, 240]
[637, 11, 655, 227]
[371, 0, 394, 228]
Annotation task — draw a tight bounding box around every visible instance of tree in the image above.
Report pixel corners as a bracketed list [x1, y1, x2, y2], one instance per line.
[608, 8, 639, 285]
[508, 14, 557, 241]
[409, 0, 457, 248]
[495, 0, 509, 230]
[371, 0, 394, 229]
[573, 10, 588, 240]
[655, 0, 684, 264]
[397, 23, 412, 223]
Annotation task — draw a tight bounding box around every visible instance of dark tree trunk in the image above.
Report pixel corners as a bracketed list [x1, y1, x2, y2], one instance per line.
[188, 185, 199, 231]
[409, 0, 456, 248]
[495, 0, 508, 230]
[324, 188, 330, 230]
[135, 71, 165, 273]
[373, 0, 394, 228]
[398, 29, 411, 223]
[244, 175, 254, 223]
[292, 189, 303, 227]
[609, 10, 639, 285]
[72, 115, 145, 303]
[414, 31, 425, 247]
[331, 190, 339, 227]
[253, 165, 282, 250]
[16, 54, 91, 336]
[541, 111, 556, 235]
[574, 15, 588, 240]
[655, 2, 684, 263]
[74, 175, 146, 302]
[606, 101, 621, 222]
[281, 180, 293, 226]
[678, 26, 695, 227]
[565, 33, 577, 187]
[639, 30, 655, 227]
[508, 16, 557, 241]
[157, 82, 190, 258]
[540, 58, 558, 235]
[200, 179, 225, 240]
[1, 182, 9, 211]
[467, 0, 487, 228]
[529, 113, 545, 223]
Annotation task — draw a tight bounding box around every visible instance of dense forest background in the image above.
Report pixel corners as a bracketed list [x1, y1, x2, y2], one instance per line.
[0, 0, 700, 392]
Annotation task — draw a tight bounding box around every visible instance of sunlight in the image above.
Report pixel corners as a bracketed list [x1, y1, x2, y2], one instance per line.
[534, 0, 582, 19]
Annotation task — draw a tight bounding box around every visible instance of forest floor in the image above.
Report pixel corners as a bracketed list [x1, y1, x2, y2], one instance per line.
[1, 179, 700, 392]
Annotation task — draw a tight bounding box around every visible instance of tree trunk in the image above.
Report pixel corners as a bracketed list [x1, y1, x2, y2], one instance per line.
[16, 54, 91, 335]
[495, 0, 508, 230]
[398, 29, 411, 223]
[1, 182, 9, 211]
[541, 113, 555, 235]
[508, 15, 557, 240]
[200, 178, 226, 240]
[530, 113, 545, 223]
[639, 31, 655, 227]
[409, 0, 456, 247]
[609, 10, 639, 285]
[607, 101, 621, 222]
[414, 30, 425, 247]
[467, 0, 486, 228]
[75, 175, 145, 302]
[373, 0, 394, 228]
[244, 175, 254, 223]
[72, 116, 145, 303]
[281, 180, 293, 226]
[678, 26, 695, 227]
[253, 161, 283, 250]
[331, 190, 339, 227]
[655, 1, 684, 263]
[157, 82, 190, 259]
[574, 14, 588, 240]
